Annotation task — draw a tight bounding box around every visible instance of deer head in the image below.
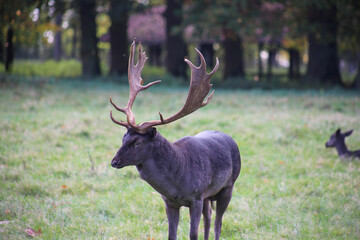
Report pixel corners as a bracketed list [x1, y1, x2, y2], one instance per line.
[110, 40, 219, 134]
[325, 128, 353, 148]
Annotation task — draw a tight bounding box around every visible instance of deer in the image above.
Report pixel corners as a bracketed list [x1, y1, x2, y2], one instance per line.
[325, 128, 360, 159]
[109, 40, 241, 240]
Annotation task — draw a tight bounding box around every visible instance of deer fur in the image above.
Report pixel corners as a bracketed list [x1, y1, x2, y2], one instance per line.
[325, 128, 360, 158]
[111, 128, 241, 240]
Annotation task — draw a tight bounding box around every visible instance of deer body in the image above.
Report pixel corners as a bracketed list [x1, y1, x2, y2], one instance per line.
[112, 129, 241, 239]
[113, 129, 240, 205]
[110, 41, 241, 239]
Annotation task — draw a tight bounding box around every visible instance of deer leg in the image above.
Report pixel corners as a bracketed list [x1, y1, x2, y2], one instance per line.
[214, 187, 233, 240]
[165, 201, 180, 240]
[203, 199, 212, 240]
[189, 200, 203, 240]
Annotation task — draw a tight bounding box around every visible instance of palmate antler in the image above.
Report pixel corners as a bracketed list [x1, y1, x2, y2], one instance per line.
[110, 40, 219, 134]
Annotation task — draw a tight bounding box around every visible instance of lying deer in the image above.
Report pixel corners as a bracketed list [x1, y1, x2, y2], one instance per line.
[325, 128, 360, 158]
[109, 40, 241, 240]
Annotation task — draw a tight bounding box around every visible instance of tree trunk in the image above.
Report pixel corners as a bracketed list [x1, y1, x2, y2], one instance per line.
[258, 41, 263, 80]
[149, 45, 162, 66]
[306, 3, 341, 85]
[353, 51, 360, 89]
[5, 26, 13, 72]
[199, 43, 214, 69]
[223, 29, 244, 79]
[267, 42, 279, 81]
[0, 30, 4, 63]
[165, 0, 187, 79]
[354, 72, 360, 89]
[54, 13, 63, 61]
[78, 0, 101, 76]
[289, 48, 300, 81]
[54, 0, 64, 61]
[267, 46, 274, 80]
[109, 0, 129, 76]
[71, 25, 78, 59]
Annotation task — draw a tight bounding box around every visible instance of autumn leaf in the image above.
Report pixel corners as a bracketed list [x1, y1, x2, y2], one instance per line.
[25, 228, 42, 237]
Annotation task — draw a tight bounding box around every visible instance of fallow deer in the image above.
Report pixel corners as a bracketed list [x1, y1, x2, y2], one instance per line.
[325, 128, 360, 159]
[109, 40, 241, 240]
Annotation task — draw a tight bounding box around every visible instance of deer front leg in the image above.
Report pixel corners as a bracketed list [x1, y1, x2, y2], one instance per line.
[189, 200, 203, 240]
[165, 201, 180, 240]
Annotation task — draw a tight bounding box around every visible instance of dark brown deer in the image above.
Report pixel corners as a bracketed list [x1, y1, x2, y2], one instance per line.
[325, 128, 360, 158]
[109, 40, 241, 240]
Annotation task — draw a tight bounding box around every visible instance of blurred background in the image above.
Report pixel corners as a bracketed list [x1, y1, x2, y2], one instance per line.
[0, 0, 359, 89]
[1, 1, 360, 239]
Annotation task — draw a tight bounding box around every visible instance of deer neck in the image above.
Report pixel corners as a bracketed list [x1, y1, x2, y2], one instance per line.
[336, 140, 349, 156]
[136, 133, 184, 198]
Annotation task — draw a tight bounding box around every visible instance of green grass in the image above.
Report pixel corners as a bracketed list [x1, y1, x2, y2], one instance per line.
[0, 60, 82, 78]
[2, 59, 358, 89]
[0, 78, 360, 239]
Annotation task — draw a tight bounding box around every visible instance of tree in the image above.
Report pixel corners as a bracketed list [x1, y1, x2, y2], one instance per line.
[184, 0, 263, 80]
[0, 0, 41, 72]
[254, 1, 287, 81]
[54, 0, 65, 61]
[165, 0, 187, 79]
[109, 0, 130, 75]
[288, 48, 300, 80]
[128, 5, 166, 67]
[337, 0, 360, 88]
[305, 1, 341, 85]
[223, 29, 244, 79]
[198, 42, 214, 69]
[5, 27, 14, 72]
[77, 0, 101, 76]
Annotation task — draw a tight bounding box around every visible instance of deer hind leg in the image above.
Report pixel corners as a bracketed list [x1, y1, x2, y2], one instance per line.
[214, 187, 234, 240]
[203, 199, 212, 240]
[189, 200, 203, 240]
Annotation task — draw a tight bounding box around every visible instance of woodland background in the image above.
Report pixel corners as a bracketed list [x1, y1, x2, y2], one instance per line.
[1, 0, 360, 88]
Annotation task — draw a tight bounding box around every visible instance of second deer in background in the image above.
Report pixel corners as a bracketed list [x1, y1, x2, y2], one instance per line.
[325, 129, 360, 159]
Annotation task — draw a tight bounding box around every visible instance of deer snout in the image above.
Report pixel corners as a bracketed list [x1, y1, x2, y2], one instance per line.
[325, 141, 334, 148]
[111, 156, 123, 169]
[111, 157, 118, 168]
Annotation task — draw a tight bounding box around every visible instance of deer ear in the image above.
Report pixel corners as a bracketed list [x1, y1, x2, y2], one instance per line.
[343, 129, 353, 137]
[147, 127, 157, 139]
[335, 128, 341, 136]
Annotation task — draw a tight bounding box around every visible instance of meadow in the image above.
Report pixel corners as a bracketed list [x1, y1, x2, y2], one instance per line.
[0, 78, 359, 239]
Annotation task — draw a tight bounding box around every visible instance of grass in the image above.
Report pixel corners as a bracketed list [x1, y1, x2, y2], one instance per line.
[0, 78, 360, 239]
[1, 59, 358, 89]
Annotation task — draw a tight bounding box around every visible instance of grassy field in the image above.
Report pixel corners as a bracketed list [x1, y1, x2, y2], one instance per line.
[0, 78, 360, 239]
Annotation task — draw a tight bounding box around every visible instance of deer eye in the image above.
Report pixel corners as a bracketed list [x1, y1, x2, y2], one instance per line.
[135, 141, 142, 147]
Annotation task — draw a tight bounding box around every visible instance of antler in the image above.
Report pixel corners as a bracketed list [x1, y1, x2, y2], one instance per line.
[110, 40, 161, 129]
[110, 40, 219, 134]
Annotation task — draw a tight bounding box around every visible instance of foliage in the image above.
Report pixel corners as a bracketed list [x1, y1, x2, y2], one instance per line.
[96, 13, 111, 50]
[337, 0, 360, 51]
[0, 60, 81, 78]
[128, 5, 166, 45]
[0, 79, 360, 239]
